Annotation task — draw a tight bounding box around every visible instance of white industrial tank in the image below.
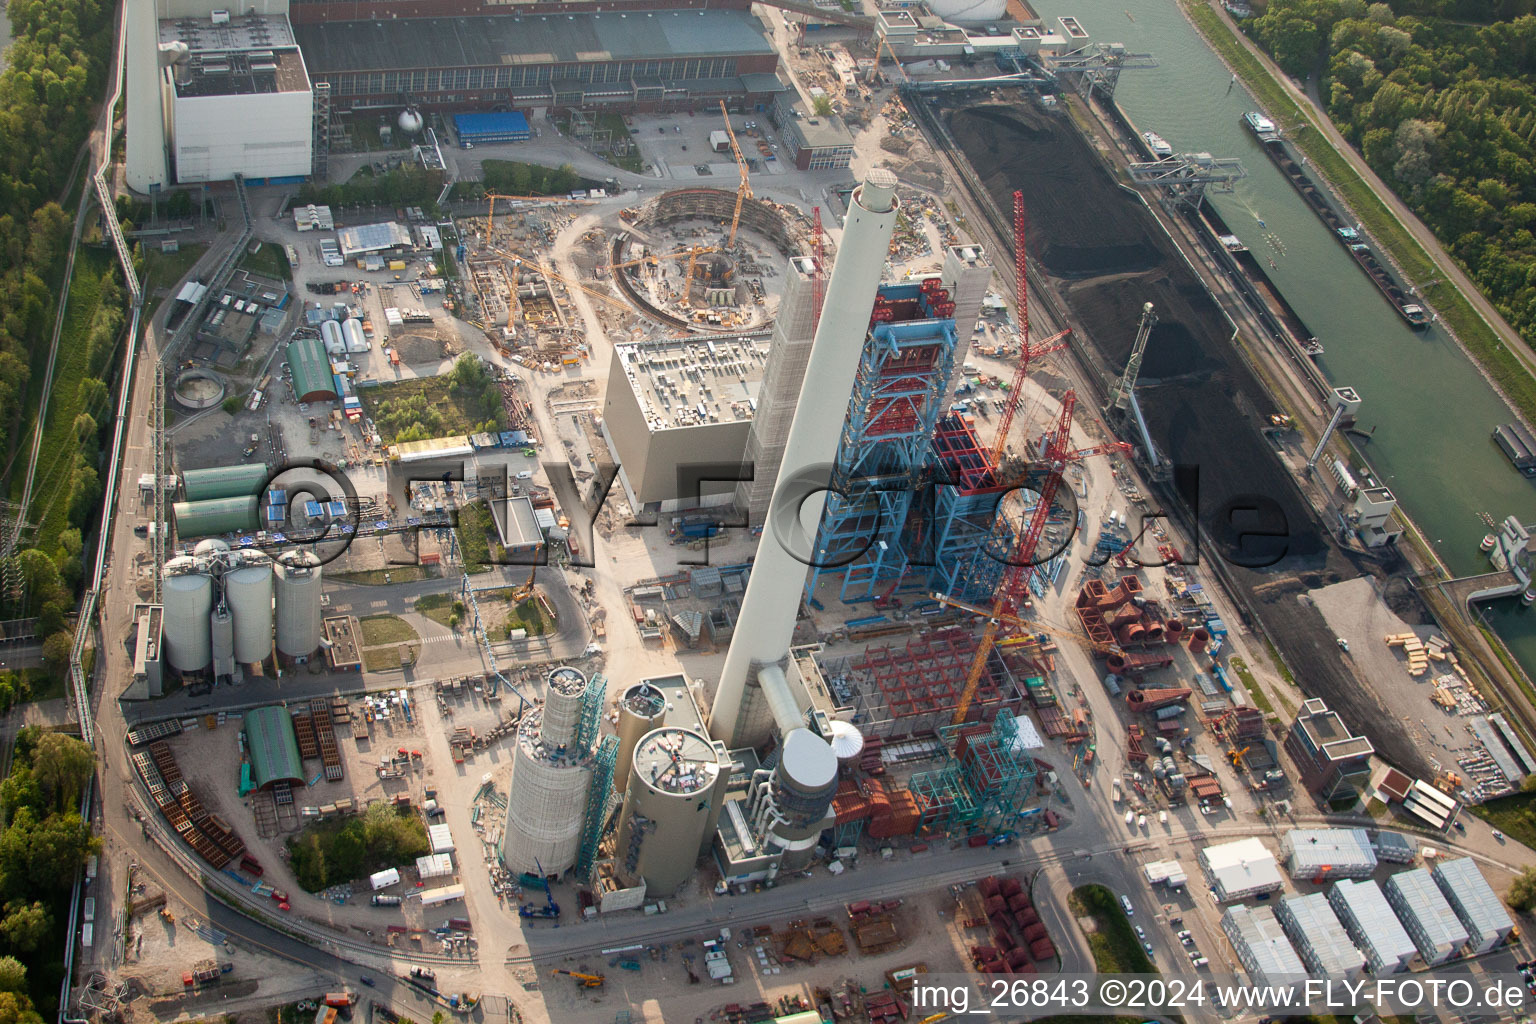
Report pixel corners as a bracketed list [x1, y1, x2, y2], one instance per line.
[828, 719, 865, 763]
[193, 538, 231, 557]
[398, 107, 424, 135]
[274, 551, 322, 659]
[225, 561, 274, 663]
[343, 318, 368, 353]
[210, 603, 235, 678]
[925, 0, 1006, 23]
[162, 572, 214, 673]
[320, 319, 345, 355]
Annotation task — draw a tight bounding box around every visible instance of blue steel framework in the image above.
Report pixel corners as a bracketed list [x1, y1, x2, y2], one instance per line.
[923, 413, 1016, 604]
[909, 710, 1037, 836]
[807, 281, 961, 601]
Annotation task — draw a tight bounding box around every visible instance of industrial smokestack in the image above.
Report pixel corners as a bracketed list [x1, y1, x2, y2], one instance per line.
[125, 0, 170, 193]
[710, 168, 900, 749]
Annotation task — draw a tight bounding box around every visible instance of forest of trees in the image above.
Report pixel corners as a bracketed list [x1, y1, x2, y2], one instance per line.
[1247, 0, 1536, 344]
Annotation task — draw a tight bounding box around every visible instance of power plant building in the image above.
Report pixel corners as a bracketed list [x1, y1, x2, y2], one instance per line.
[158, 12, 315, 184]
[1328, 878, 1417, 974]
[602, 336, 768, 512]
[292, 8, 781, 113]
[1280, 828, 1377, 881]
[1384, 867, 1468, 965]
[1274, 893, 1364, 978]
[1431, 857, 1514, 953]
[1220, 905, 1306, 987]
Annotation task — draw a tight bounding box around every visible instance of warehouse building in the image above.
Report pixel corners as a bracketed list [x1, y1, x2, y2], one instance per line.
[337, 222, 414, 260]
[182, 464, 270, 501]
[293, 9, 780, 113]
[771, 95, 854, 171]
[1284, 697, 1374, 802]
[1385, 867, 1468, 965]
[1198, 837, 1284, 902]
[243, 707, 305, 790]
[1432, 857, 1514, 953]
[1274, 893, 1364, 978]
[602, 336, 769, 513]
[1370, 830, 1415, 864]
[287, 335, 340, 403]
[1280, 828, 1377, 881]
[1220, 905, 1306, 987]
[454, 111, 532, 144]
[1328, 878, 1417, 974]
[160, 13, 315, 184]
[174, 496, 261, 538]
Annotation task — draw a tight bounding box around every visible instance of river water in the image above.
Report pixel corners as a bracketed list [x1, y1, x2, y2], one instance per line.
[1020, 0, 1536, 672]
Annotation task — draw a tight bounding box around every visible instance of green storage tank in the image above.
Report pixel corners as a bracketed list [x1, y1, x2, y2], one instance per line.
[173, 496, 260, 537]
[181, 464, 269, 502]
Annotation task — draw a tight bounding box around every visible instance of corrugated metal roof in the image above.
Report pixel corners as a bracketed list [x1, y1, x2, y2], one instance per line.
[294, 9, 774, 74]
[243, 707, 304, 788]
[1222, 905, 1306, 984]
[1388, 868, 1469, 953]
[1329, 879, 1417, 967]
[173, 495, 260, 537]
[287, 335, 337, 402]
[183, 463, 271, 501]
[1432, 858, 1513, 938]
[1283, 828, 1377, 874]
[1277, 893, 1362, 977]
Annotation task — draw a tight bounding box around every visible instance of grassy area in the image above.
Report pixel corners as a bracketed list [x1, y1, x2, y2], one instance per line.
[359, 614, 419, 646]
[1186, 0, 1536, 429]
[454, 501, 502, 574]
[356, 372, 499, 444]
[363, 644, 419, 671]
[20, 667, 66, 704]
[286, 804, 429, 891]
[1470, 790, 1536, 849]
[141, 242, 207, 320]
[240, 241, 293, 282]
[509, 596, 554, 637]
[415, 592, 463, 627]
[15, 246, 117, 556]
[331, 566, 436, 585]
[1069, 885, 1154, 974]
[1365, 797, 1389, 820]
[1226, 655, 1276, 717]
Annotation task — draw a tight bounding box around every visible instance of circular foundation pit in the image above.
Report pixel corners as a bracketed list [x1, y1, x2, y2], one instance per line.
[173, 369, 227, 411]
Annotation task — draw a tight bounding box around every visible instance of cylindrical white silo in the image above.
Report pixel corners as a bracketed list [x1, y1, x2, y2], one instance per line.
[343, 318, 368, 353]
[542, 667, 587, 749]
[614, 682, 668, 795]
[711, 170, 901, 748]
[210, 603, 235, 678]
[612, 728, 723, 896]
[274, 551, 322, 660]
[321, 319, 345, 355]
[225, 561, 274, 664]
[162, 572, 214, 674]
[193, 538, 231, 558]
[499, 707, 593, 876]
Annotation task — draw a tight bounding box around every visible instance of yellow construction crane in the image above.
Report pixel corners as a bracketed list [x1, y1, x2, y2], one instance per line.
[487, 245, 637, 315]
[549, 969, 604, 989]
[682, 245, 720, 299]
[499, 262, 519, 331]
[718, 100, 753, 247]
[929, 593, 1106, 654]
[511, 563, 537, 605]
[878, 35, 909, 86]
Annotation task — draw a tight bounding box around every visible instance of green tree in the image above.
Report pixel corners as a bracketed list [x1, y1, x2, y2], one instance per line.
[0, 902, 47, 952]
[40, 632, 72, 679]
[0, 990, 44, 1024]
[30, 732, 93, 810]
[66, 463, 101, 529]
[0, 768, 42, 826]
[15, 550, 62, 612]
[0, 958, 27, 996]
[812, 94, 834, 117]
[1509, 865, 1536, 910]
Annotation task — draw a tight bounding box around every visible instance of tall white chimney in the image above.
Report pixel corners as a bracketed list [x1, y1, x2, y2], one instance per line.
[125, 0, 170, 193]
[710, 168, 900, 749]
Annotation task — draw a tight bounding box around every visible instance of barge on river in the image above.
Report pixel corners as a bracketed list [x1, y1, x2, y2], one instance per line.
[1243, 111, 1430, 330]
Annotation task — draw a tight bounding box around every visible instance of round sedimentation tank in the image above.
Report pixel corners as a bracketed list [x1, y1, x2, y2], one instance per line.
[770, 728, 838, 871]
[499, 705, 593, 876]
[274, 551, 322, 660]
[614, 682, 667, 794]
[210, 603, 235, 677]
[614, 728, 721, 897]
[225, 561, 274, 663]
[162, 572, 214, 673]
[542, 667, 587, 749]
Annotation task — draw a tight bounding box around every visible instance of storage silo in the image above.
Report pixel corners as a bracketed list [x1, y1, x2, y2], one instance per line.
[162, 570, 214, 674]
[499, 674, 594, 877]
[614, 682, 668, 795]
[274, 551, 322, 660]
[225, 560, 274, 664]
[210, 602, 235, 679]
[613, 727, 725, 897]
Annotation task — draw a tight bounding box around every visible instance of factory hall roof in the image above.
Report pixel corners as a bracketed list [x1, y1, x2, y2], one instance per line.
[615, 336, 768, 432]
[287, 335, 337, 404]
[293, 9, 774, 74]
[243, 707, 305, 789]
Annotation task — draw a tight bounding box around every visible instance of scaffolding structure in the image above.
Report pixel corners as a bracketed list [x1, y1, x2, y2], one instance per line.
[576, 672, 607, 753]
[844, 627, 1023, 736]
[908, 712, 1036, 836]
[923, 413, 1016, 603]
[808, 281, 961, 601]
[576, 735, 619, 880]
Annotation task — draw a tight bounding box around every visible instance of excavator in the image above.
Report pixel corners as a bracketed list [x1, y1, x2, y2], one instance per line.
[510, 563, 537, 605]
[550, 969, 604, 989]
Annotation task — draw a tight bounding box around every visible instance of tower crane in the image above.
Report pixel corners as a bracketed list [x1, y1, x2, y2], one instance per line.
[929, 592, 1109, 654]
[718, 100, 753, 248]
[947, 391, 1131, 725]
[990, 191, 1072, 468]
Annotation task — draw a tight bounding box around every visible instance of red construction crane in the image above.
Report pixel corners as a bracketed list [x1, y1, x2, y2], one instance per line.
[990, 190, 1072, 466]
[811, 206, 826, 332]
[947, 390, 1130, 725]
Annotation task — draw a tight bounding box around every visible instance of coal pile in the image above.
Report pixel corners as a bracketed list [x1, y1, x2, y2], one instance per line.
[942, 101, 1426, 776]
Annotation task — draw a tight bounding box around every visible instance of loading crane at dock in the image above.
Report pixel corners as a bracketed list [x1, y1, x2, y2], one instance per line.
[719, 101, 753, 248]
[1102, 302, 1169, 481]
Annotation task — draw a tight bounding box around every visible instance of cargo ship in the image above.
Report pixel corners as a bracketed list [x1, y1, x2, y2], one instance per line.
[1141, 131, 1173, 159]
[1199, 202, 1324, 359]
[1243, 111, 1430, 330]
